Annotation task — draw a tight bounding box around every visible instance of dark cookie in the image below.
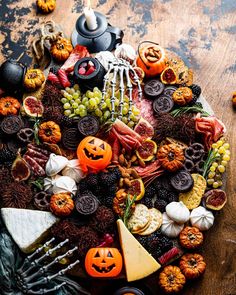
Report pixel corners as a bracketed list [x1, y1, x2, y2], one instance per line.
[77, 115, 99, 136]
[17, 128, 34, 143]
[75, 193, 99, 215]
[144, 79, 165, 99]
[62, 128, 80, 150]
[184, 159, 195, 172]
[153, 95, 174, 114]
[185, 143, 205, 162]
[170, 170, 194, 192]
[163, 86, 178, 98]
[1, 116, 23, 135]
[34, 191, 51, 211]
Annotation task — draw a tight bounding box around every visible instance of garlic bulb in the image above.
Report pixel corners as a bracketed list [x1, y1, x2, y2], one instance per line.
[52, 176, 77, 196]
[190, 206, 214, 231]
[62, 159, 86, 183]
[114, 44, 136, 65]
[95, 51, 115, 71]
[166, 201, 190, 224]
[44, 175, 60, 193]
[46, 153, 68, 176]
[161, 212, 184, 238]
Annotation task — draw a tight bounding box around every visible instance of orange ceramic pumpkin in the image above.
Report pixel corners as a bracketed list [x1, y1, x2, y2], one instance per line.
[0, 97, 21, 116]
[85, 248, 123, 278]
[158, 143, 185, 172]
[77, 136, 112, 172]
[50, 193, 74, 216]
[38, 121, 61, 144]
[179, 253, 206, 279]
[136, 41, 168, 77]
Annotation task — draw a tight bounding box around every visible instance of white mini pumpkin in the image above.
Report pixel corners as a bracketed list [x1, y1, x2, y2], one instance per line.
[62, 159, 86, 183]
[166, 201, 190, 224]
[52, 176, 77, 196]
[190, 206, 214, 231]
[46, 153, 68, 176]
[161, 212, 184, 238]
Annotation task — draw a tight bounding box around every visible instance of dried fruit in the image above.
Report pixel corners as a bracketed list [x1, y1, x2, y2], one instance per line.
[23, 96, 44, 117]
[134, 117, 154, 140]
[204, 189, 227, 211]
[11, 152, 31, 182]
[136, 139, 157, 162]
[127, 179, 145, 201]
[160, 67, 177, 84]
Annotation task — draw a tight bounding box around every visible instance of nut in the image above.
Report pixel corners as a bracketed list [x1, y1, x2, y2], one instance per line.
[130, 169, 139, 179]
[131, 155, 137, 162]
[124, 178, 131, 187]
[138, 158, 146, 168]
[119, 154, 125, 165]
[119, 178, 124, 187]
[146, 56, 158, 62]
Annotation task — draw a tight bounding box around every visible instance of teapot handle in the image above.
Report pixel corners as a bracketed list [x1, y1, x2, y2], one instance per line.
[106, 25, 124, 47]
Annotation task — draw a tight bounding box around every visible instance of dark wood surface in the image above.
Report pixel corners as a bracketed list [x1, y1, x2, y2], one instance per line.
[0, 1, 236, 294]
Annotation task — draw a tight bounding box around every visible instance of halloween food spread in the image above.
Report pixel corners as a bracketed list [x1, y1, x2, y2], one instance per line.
[0, 21, 230, 295]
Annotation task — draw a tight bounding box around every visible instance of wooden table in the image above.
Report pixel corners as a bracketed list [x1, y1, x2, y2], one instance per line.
[0, 1, 236, 294]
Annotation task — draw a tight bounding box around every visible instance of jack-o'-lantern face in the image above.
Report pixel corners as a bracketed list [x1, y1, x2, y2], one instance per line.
[85, 248, 123, 278]
[77, 136, 112, 172]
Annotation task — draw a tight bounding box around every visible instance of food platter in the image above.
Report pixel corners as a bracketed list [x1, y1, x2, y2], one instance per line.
[0, 5, 230, 295]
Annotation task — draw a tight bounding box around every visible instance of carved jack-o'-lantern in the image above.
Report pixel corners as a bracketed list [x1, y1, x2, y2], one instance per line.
[85, 248, 123, 278]
[77, 136, 112, 172]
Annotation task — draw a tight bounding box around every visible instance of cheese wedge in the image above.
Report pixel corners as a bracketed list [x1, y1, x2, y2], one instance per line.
[117, 219, 161, 282]
[1, 208, 59, 253]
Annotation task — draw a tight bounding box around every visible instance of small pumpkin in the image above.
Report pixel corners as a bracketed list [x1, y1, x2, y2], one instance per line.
[50, 192, 74, 216]
[77, 136, 112, 173]
[85, 248, 123, 278]
[136, 41, 168, 77]
[24, 69, 45, 92]
[37, 0, 56, 14]
[179, 253, 206, 279]
[159, 265, 186, 294]
[179, 226, 203, 249]
[50, 37, 73, 62]
[158, 144, 185, 172]
[0, 97, 21, 116]
[172, 87, 193, 106]
[38, 121, 61, 144]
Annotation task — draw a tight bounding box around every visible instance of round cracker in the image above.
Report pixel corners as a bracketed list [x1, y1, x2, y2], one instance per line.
[138, 208, 163, 236]
[127, 204, 150, 232]
[132, 217, 151, 234]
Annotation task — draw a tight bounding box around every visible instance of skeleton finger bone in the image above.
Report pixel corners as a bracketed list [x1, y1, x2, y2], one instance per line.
[26, 282, 66, 294]
[118, 62, 125, 119]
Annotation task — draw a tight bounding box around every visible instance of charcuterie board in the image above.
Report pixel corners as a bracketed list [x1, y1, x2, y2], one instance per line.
[0, 13, 230, 295]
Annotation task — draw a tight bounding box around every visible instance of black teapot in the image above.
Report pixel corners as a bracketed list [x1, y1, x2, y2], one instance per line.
[71, 11, 124, 53]
[0, 59, 26, 92]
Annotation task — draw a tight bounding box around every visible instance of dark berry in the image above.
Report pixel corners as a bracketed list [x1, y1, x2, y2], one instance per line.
[99, 172, 117, 186]
[140, 197, 153, 208]
[190, 84, 201, 98]
[135, 235, 147, 248]
[86, 173, 98, 187]
[154, 199, 167, 212]
[159, 236, 173, 252]
[49, 66, 58, 75]
[78, 179, 89, 193]
[157, 189, 169, 200]
[112, 167, 122, 180]
[167, 192, 178, 203]
[0, 147, 15, 163]
[60, 115, 74, 127]
[144, 185, 156, 198]
[103, 196, 114, 208]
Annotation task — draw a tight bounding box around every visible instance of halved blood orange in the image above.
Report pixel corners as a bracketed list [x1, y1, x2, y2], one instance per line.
[136, 139, 157, 162]
[160, 67, 177, 85]
[127, 179, 145, 201]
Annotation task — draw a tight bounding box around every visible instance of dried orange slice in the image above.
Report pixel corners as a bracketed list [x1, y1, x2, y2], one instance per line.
[160, 67, 177, 85]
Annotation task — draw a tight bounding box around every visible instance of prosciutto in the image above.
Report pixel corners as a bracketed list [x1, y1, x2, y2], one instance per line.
[61, 45, 90, 73]
[109, 119, 142, 153]
[195, 114, 226, 150]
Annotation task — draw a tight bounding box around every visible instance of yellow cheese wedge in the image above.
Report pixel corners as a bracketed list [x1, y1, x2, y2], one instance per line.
[117, 219, 161, 282]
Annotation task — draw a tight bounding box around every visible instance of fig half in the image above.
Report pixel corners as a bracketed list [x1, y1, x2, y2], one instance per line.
[11, 152, 31, 181]
[204, 189, 227, 211]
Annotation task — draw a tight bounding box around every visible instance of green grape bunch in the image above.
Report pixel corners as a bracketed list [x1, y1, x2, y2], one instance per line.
[60, 85, 141, 128]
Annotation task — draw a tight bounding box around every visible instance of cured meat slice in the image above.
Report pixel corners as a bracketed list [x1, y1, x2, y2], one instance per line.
[26, 148, 49, 161]
[23, 155, 45, 177]
[47, 72, 60, 84]
[27, 144, 50, 156]
[57, 69, 71, 88]
[195, 115, 226, 150]
[61, 45, 90, 73]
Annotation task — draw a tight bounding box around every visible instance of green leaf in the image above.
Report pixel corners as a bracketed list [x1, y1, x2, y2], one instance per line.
[170, 104, 210, 117]
[30, 177, 44, 190]
[123, 194, 136, 229]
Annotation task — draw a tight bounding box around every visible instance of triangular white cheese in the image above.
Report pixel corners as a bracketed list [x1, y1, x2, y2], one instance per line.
[1, 208, 59, 253]
[117, 219, 161, 282]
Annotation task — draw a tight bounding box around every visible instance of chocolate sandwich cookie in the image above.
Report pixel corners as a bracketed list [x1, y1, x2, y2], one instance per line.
[1, 115, 23, 135]
[77, 115, 99, 136]
[76, 193, 99, 215]
[170, 170, 194, 192]
[144, 79, 165, 99]
[153, 95, 174, 114]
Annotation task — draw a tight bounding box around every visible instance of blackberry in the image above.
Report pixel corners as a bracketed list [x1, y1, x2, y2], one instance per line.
[147, 236, 160, 254]
[99, 172, 117, 186]
[154, 199, 167, 212]
[60, 115, 74, 127]
[152, 247, 163, 260]
[190, 84, 201, 98]
[112, 167, 122, 180]
[103, 195, 114, 208]
[144, 185, 156, 198]
[0, 147, 15, 163]
[78, 179, 89, 193]
[167, 191, 178, 203]
[157, 189, 169, 200]
[160, 238, 173, 253]
[86, 173, 98, 187]
[140, 197, 153, 208]
[135, 235, 148, 248]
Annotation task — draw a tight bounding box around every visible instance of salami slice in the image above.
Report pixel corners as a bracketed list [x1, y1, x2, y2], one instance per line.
[23, 155, 45, 177]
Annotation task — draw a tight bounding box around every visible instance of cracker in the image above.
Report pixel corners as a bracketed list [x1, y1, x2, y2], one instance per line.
[127, 204, 150, 232]
[179, 173, 206, 210]
[138, 208, 163, 236]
